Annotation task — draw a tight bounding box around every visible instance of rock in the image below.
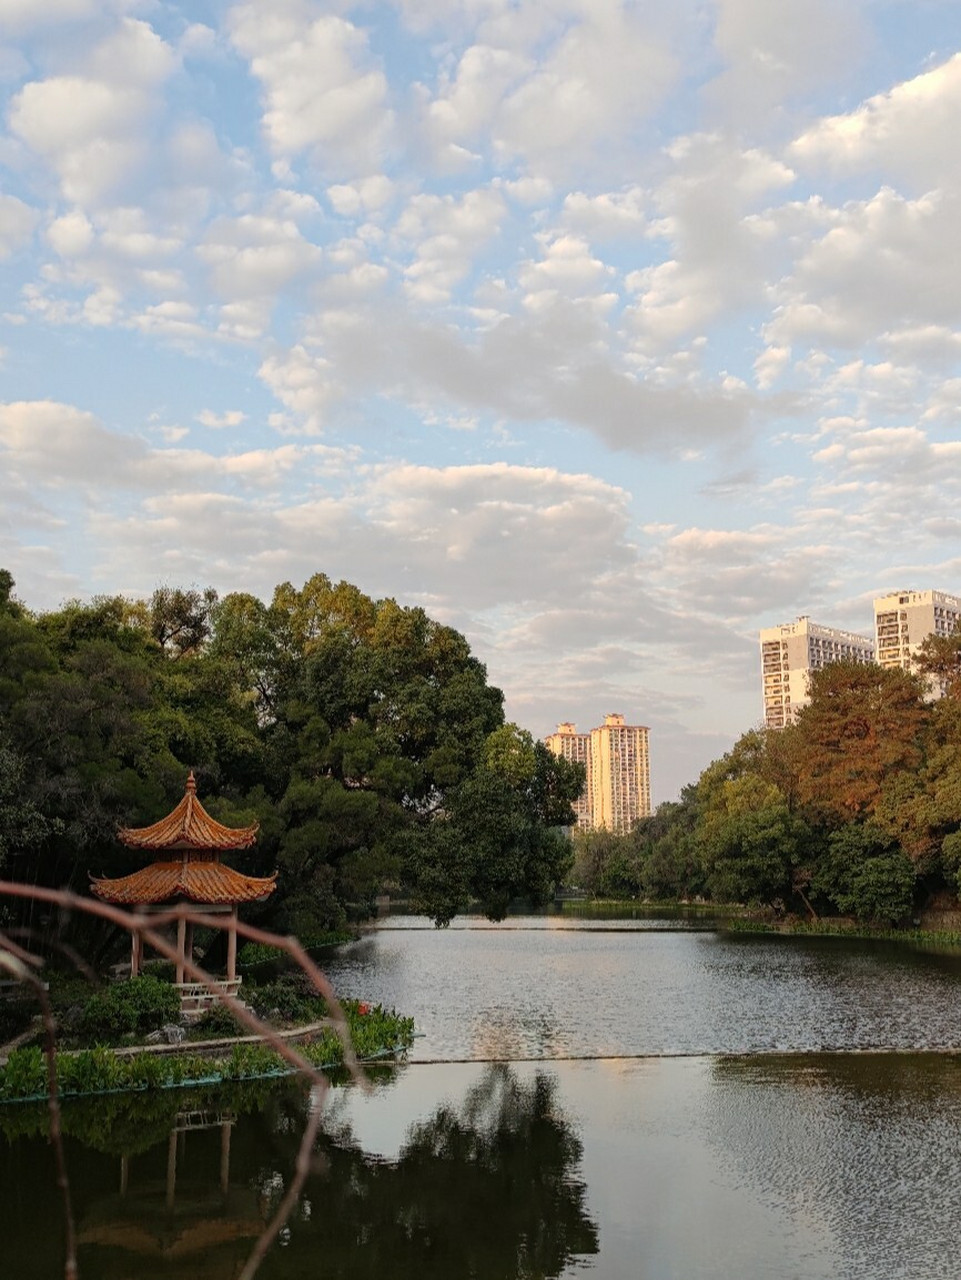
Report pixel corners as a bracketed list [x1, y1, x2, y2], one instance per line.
[145, 1029, 163, 1044]
[161, 1023, 185, 1045]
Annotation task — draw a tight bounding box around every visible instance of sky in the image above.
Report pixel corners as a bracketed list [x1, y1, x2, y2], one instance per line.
[2, 0, 961, 802]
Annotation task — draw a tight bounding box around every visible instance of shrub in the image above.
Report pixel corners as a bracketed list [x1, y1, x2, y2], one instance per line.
[58, 1046, 124, 1095]
[77, 975, 181, 1044]
[0, 1046, 45, 1099]
[193, 1002, 245, 1039]
[247, 973, 328, 1025]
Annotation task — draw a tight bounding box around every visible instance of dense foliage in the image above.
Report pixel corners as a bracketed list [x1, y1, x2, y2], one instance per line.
[0, 571, 584, 956]
[571, 643, 961, 925]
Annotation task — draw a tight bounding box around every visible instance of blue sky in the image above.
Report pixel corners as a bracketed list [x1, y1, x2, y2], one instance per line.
[2, 0, 961, 800]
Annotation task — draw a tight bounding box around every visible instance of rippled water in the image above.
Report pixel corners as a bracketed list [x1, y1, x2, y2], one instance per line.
[323, 916, 961, 1059]
[5, 915, 961, 1279]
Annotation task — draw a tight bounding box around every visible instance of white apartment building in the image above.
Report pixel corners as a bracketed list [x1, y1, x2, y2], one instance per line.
[543, 722, 593, 830]
[873, 590, 961, 692]
[759, 616, 876, 730]
[545, 713, 652, 833]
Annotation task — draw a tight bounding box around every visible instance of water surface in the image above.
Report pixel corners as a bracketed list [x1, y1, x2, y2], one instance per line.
[4, 914, 961, 1279]
[324, 915, 961, 1059]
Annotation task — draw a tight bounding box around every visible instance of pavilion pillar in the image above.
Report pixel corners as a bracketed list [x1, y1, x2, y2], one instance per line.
[130, 931, 141, 978]
[184, 920, 194, 977]
[220, 1120, 232, 1194]
[175, 913, 186, 985]
[166, 1129, 178, 1210]
[226, 906, 238, 982]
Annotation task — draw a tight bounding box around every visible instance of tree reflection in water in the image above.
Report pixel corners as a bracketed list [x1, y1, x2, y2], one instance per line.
[0, 1066, 598, 1279]
[259, 1064, 599, 1279]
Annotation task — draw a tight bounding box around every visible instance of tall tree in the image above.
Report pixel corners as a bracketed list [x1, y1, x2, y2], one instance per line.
[791, 661, 927, 824]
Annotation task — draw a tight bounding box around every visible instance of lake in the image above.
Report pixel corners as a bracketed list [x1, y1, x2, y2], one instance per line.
[4, 914, 961, 1279]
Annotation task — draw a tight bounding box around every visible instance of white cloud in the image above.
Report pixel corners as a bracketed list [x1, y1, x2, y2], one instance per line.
[814, 425, 961, 478]
[0, 399, 147, 486]
[395, 186, 506, 303]
[327, 174, 394, 218]
[0, 194, 37, 257]
[764, 188, 961, 350]
[627, 135, 796, 350]
[46, 209, 94, 257]
[659, 524, 839, 620]
[7, 18, 176, 204]
[560, 188, 648, 241]
[228, 2, 393, 176]
[198, 214, 322, 335]
[0, 0, 120, 32]
[792, 52, 961, 190]
[258, 344, 342, 433]
[707, 0, 866, 123]
[493, 9, 678, 177]
[197, 409, 247, 430]
[518, 234, 612, 304]
[99, 206, 182, 260]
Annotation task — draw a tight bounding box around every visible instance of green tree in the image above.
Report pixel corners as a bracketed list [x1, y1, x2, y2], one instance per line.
[401, 727, 579, 924]
[812, 823, 916, 924]
[636, 788, 704, 901]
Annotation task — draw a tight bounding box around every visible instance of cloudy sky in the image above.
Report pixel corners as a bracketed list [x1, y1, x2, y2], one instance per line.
[2, 0, 961, 800]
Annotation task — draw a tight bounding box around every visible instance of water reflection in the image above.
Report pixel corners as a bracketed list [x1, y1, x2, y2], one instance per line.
[0, 1067, 598, 1280]
[266, 1066, 598, 1280]
[78, 1110, 265, 1279]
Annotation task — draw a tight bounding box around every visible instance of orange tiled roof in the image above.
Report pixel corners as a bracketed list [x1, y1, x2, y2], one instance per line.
[118, 773, 259, 852]
[90, 859, 277, 905]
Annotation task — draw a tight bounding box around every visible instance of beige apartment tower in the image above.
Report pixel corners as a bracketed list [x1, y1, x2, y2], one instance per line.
[760, 616, 875, 729]
[546, 713, 651, 834]
[543, 722, 593, 830]
[874, 590, 961, 690]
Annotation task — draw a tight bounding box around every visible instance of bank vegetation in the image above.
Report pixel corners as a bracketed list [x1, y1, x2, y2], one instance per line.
[571, 634, 961, 927]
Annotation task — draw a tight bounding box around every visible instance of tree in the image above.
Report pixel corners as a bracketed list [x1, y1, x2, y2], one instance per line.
[636, 788, 704, 901]
[148, 585, 219, 658]
[698, 775, 809, 908]
[0, 735, 57, 873]
[570, 828, 642, 898]
[400, 725, 580, 924]
[791, 661, 927, 824]
[914, 626, 961, 700]
[811, 823, 916, 924]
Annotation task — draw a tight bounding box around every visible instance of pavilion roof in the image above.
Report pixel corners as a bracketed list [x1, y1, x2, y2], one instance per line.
[118, 773, 258, 852]
[90, 859, 277, 906]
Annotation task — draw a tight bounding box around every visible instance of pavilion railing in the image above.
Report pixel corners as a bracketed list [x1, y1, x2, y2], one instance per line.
[176, 977, 242, 1014]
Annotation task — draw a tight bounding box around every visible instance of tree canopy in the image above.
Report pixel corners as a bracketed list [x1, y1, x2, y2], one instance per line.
[0, 570, 583, 955]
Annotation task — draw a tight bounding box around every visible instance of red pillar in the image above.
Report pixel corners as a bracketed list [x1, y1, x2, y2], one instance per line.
[226, 906, 238, 982]
[175, 913, 186, 985]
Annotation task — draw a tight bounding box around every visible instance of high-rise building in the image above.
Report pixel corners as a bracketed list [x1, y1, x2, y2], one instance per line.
[589, 714, 651, 833]
[873, 590, 961, 693]
[543, 722, 592, 830]
[759, 616, 875, 730]
[545, 713, 652, 833]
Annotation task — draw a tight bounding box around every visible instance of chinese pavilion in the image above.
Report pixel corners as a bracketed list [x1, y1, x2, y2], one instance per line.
[90, 772, 276, 1011]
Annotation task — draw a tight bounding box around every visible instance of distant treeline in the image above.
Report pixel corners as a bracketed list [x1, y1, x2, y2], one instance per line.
[0, 569, 584, 961]
[571, 635, 961, 925]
